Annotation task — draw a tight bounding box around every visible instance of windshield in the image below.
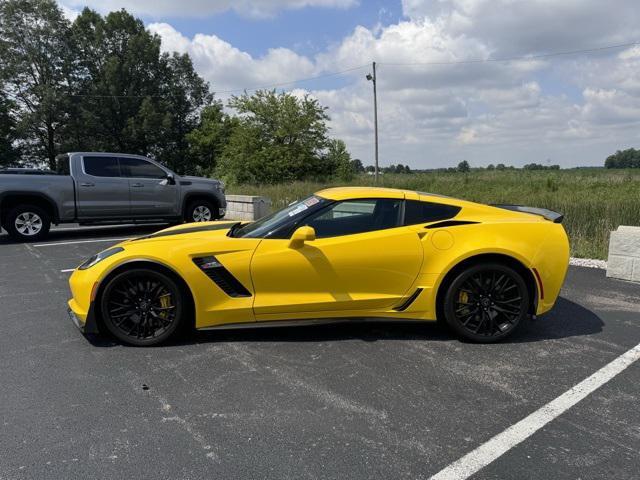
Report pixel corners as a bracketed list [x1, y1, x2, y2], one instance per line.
[232, 195, 328, 238]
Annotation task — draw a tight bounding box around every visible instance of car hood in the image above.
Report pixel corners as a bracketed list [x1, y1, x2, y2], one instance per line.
[128, 221, 239, 244]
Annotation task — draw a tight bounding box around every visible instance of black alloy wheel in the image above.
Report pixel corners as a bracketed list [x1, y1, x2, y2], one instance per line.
[100, 269, 185, 346]
[443, 262, 529, 343]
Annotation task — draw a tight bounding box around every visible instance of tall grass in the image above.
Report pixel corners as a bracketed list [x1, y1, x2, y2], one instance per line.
[228, 169, 640, 260]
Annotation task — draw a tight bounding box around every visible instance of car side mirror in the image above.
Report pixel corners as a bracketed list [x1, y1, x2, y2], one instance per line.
[166, 173, 176, 185]
[289, 226, 316, 248]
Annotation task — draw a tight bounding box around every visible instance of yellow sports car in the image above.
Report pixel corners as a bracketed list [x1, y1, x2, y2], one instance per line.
[68, 187, 569, 346]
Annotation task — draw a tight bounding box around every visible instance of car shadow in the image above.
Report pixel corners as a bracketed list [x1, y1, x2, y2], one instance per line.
[84, 296, 604, 348]
[504, 296, 604, 344]
[0, 223, 169, 245]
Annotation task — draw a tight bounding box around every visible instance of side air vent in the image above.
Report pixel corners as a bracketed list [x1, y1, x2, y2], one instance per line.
[193, 256, 252, 298]
[394, 288, 423, 311]
[425, 220, 478, 229]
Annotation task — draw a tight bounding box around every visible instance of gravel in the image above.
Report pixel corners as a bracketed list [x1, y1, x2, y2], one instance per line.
[569, 257, 607, 269]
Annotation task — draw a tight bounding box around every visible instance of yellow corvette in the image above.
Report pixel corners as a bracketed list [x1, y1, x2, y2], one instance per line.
[68, 187, 569, 346]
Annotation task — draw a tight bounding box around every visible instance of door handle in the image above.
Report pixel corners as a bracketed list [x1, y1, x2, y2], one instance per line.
[80, 182, 95, 187]
[131, 183, 144, 188]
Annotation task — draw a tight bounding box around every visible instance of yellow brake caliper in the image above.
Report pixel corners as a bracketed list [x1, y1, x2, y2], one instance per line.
[458, 290, 469, 304]
[158, 293, 172, 320]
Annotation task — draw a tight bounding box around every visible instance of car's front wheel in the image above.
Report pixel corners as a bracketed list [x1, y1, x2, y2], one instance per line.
[443, 263, 529, 343]
[186, 200, 216, 223]
[100, 268, 186, 346]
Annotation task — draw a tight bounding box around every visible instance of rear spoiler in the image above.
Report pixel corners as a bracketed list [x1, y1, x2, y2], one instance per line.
[491, 204, 564, 223]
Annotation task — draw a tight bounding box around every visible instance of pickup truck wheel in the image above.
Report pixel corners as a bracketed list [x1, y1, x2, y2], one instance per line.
[6, 205, 51, 241]
[186, 200, 216, 223]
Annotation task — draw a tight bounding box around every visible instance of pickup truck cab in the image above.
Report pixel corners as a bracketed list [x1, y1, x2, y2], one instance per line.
[0, 152, 226, 241]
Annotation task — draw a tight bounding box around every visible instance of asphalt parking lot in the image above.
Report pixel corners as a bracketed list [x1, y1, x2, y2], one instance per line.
[1, 224, 639, 480]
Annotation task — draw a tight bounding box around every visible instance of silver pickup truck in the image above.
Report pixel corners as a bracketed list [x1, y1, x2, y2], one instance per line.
[0, 152, 226, 241]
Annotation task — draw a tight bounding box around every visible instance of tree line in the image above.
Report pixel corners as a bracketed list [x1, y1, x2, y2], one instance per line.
[605, 148, 640, 169]
[0, 0, 356, 183]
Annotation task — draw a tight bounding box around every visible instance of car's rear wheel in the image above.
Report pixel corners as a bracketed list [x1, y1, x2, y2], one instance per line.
[5, 204, 51, 241]
[100, 268, 185, 346]
[443, 263, 529, 343]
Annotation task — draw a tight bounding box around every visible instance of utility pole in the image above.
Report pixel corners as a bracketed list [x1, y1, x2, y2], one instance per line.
[366, 62, 379, 183]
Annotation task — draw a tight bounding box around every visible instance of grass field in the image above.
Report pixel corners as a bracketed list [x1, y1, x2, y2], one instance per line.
[228, 168, 640, 260]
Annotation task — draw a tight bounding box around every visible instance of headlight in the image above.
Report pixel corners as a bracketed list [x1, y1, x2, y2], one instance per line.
[78, 247, 124, 270]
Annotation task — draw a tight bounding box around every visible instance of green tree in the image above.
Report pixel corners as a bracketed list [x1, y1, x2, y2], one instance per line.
[325, 139, 354, 181]
[0, 0, 75, 168]
[217, 90, 333, 184]
[350, 158, 364, 173]
[457, 160, 470, 173]
[151, 53, 213, 173]
[66, 9, 211, 173]
[187, 102, 237, 174]
[67, 9, 164, 152]
[496, 163, 506, 170]
[0, 91, 20, 166]
[486, 163, 495, 170]
[605, 148, 640, 168]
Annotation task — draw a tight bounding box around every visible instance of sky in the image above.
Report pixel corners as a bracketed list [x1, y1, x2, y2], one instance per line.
[58, 0, 640, 169]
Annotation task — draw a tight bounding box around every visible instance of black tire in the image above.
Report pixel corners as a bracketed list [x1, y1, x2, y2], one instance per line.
[100, 268, 186, 346]
[5, 204, 51, 241]
[185, 200, 217, 223]
[442, 262, 529, 343]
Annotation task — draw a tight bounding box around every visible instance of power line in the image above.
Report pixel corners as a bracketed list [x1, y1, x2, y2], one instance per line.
[378, 41, 640, 66]
[215, 64, 370, 94]
[63, 64, 369, 98]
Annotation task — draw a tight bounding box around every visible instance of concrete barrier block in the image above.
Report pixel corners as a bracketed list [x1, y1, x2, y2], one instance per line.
[226, 194, 255, 203]
[633, 258, 640, 283]
[224, 195, 272, 221]
[607, 226, 640, 282]
[606, 254, 634, 281]
[608, 227, 640, 257]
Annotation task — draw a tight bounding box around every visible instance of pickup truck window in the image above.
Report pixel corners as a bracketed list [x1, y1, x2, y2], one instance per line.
[83, 156, 121, 177]
[120, 158, 166, 179]
[55, 154, 70, 175]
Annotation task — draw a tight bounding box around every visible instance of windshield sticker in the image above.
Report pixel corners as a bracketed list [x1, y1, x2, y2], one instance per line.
[288, 204, 309, 217]
[303, 197, 320, 207]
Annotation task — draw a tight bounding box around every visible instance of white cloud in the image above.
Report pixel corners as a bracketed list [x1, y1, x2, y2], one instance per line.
[115, 0, 640, 167]
[401, 0, 640, 56]
[60, 0, 357, 18]
[148, 23, 315, 92]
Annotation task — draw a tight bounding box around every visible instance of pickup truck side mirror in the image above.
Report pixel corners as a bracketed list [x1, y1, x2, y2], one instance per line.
[289, 226, 316, 248]
[166, 173, 176, 185]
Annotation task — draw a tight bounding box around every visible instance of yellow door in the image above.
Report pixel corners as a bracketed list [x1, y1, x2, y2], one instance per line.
[250, 198, 424, 317]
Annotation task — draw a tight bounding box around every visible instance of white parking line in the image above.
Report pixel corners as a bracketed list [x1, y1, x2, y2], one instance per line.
[32, 238, 131, 248]
[430, 342, 640, 480]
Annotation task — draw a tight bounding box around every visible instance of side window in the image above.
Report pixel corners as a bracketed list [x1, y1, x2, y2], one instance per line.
[304, 198, 402, 238]
[404, 200, 461, 225]
[120, 158, 166, 179]
[83, 156, 121, 177]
